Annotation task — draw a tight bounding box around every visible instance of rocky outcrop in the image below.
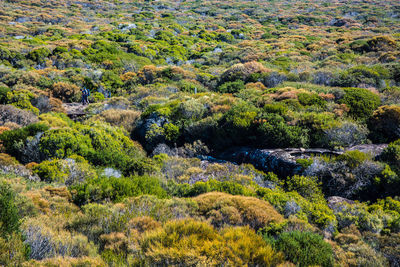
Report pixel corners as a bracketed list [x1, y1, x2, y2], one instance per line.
[217, 147, 337, 177]
[346, 144, 388, 157]
[215, 144, 388, 178]
[328, 18, 360, 28]
[327, 196, 355, 210]
[63, 103, 87, 121]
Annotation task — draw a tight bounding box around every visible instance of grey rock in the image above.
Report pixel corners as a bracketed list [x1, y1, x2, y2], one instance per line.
[15, 17, 31, 23]
[217, 145, 388, 179]
[217, 147, 341, 178]
[102, 168, 122, 178]
[328, 18, 357, 27]
[327, 196, 355, 210]
[213, 47, 223, 53]
[345, 144, 388, 157]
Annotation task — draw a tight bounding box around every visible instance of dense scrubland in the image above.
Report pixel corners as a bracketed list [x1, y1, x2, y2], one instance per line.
[0, 0, 400, 266]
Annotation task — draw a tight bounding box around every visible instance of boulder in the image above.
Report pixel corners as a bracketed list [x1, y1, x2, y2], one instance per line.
[327, 196, 355, 210]
[328, 18, 359, 27]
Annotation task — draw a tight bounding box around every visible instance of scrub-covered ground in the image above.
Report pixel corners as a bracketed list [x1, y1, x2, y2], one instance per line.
[1, 0, 400, 266]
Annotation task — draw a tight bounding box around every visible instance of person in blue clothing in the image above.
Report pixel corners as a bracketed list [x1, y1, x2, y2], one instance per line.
[81, 87, 90, 105]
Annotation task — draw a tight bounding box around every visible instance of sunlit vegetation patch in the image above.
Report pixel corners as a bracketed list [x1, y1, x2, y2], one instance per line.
[0, 0, 400, 265]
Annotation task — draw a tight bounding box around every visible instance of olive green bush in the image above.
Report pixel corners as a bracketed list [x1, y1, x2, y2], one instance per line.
[268, 231, 334, 267]
[369, 105, 400, 143]
[0, 182, 20, 237]
[0, 122, 49, 162]
[339, 88, 381, 120]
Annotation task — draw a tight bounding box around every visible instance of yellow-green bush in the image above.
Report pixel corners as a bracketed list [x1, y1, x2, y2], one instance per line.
[39, 121, 152, 175]
[32, 155, 97, 184]
[139, 219, 284, 266]
[22, 256, 106, 267]
[257, 187, 336, 229]
[5, 89, 39, 115]
[0, 153, 19, 166]
[39, 113, 73, 128]
[0, 233, 28, 266]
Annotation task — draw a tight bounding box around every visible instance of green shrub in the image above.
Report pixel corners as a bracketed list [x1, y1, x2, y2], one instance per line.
[53, 46, 68, 55]
[178, 79, 207, 93]
[5, 89, 39, 115]
[285, 175, 324, 202]
[0, 182, 20, 237]
[27, 47, 51, 64]
[101, 70, 123, 93]
[32, 156, 97, 184]
[391, 63, 400, 83]
[263, 103, 288, 115]
[0, 86, 10, 104]
[224, 101, 258, 128]
[217, 80, 245, 94]
[296, 158, 313, 169]
[336, 150, 371, 168]
[257, 187, 336, 228]
[39, 112, 73, 128]
[298, 92, 326, 107]
[166, 179, 255, 198]
[39, 121, 151, 174]
[335, 66, 385, 88]
[163, 123, 180, 142]
[89, 92, 106, 103]
[39, 127, 93, 159]
[32, 159, 66, 183]
[0, 122, 49, 161]
[339, 88, 381, 119]
[269, 231, 334, 267]
[298, 112, 338, 147]
[381, 141, 400, 173]
[70, 175, 167, 205]
[369, 105, 400, 143]
[258, 119, 309, 148]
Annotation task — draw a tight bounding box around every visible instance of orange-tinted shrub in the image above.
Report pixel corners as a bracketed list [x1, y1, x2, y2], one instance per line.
[194, 192, 284, 230]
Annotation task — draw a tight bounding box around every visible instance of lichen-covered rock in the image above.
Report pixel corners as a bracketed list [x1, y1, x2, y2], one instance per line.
[216, 145, 387, 178]
[217, 147, 339, 178]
